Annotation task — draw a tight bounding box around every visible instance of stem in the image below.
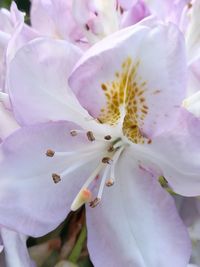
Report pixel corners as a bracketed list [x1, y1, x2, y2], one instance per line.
[68, 224, 87, 263]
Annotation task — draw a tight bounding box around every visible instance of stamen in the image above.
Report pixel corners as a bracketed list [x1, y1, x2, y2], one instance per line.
[89, 197, 101, 208]
[71, 188, 92, 211]
[46, 149, 55, 157]
[106, 179, 114, 187]
[70, 130, 78, 136]
[102, 157, 112, 164]
[104, 135, 112, 140]
[97, 164, 110, 199]
[52, 173, 61, 184]
[87, 131, 95, 141]
[107, 145, 114, 152]
[110, 146, 125, 182]
[113, 140, 124, 150]
[70, 163, 104, 211]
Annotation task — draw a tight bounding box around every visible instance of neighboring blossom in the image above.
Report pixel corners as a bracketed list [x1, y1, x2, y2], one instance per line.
[30, 0, 149, 45]
[176, 196, 200, 266]
[0, 227, 35, 267]
[0, 19, 195, 267]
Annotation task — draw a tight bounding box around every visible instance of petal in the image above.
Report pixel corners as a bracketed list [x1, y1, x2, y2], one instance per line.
[0, 100, 19, 139]
[69, 21, 187, 137]
[185, 0, 200, 64]
[0, 121, 103, 236]
[187, 60, 200, 96]
[183, 90, 200, 117]
[86, 148, 191, 267]
[148, 108, 200, 196]
[143, 0, 189, 24]
[8, 37, 90, 127]
[30, 0, 82, 41]
[175, 196, 200, 227]
[0, 227, 35, 267]
[121, 0, 150, 27]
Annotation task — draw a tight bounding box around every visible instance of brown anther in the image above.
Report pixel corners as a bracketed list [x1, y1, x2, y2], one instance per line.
[106, 179, 114, 187]
[102, 157, 112, 164]
[85, 24, 90, 31]
[52, 173, 61, 184]
[46, 149, 55, 157]
[147, 139, 152, 144]
[87, 131, 95, 141]
[104, 135, 112, 140]
[120, 6, 124, 14]
[89, 197, 101, 208]
[70, 130, 77, 136]
[187, 2, 192, 9]
[108, 145, 114, 152]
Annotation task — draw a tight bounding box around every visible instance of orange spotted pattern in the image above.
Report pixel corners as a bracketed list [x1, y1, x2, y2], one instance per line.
[98, 57, 149, 144]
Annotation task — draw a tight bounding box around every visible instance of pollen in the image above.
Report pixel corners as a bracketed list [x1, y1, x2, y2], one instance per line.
[89, 197, 101, 208]
[86, 131, 95, 141]
[98, 57, 150, 144]
[106, 179, 114, 187]
[46, 149, 55, 157]
[52, 173, 61, 184]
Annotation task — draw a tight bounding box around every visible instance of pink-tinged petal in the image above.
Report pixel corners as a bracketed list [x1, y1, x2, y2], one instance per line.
[0, 121, 103, 236]
[69, 22, 186, 137]
[187, 60, 200, 96]
[30, 0, 83, 42]
[0, 7, 13, 34]
[175, 196, 200, 227]
[121, 0, 150, 27]
[86, 148, 191, 267]
[6, 21, 39, 67]
[183, 90, 200, 117]
[0, 32, 9, 90]
[148, 108, 200, 196]
[8, 37, 91, 127]
[185, 0, 200, 64]
[118, 0, 137, 10]
[0, 227, 35, 267]
[9, 1, 24, 27]
[0, 101, 19, 139]
[144, 0, 190, 24]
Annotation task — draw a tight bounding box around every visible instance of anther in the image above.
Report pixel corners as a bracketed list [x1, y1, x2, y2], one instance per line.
[104, 135, 112, 140]
[85, 23, 90, 31]
[89, 197, 101, 208]
[87, 131, 95, 141]
[106, 179, 114, 187]
[46, 149, 55, 157]
[52, 173, 61, 184]
[102, 157, 112, 164]
[70, 130, 77, 136]
[108, 145, 114, 152]
[147, 139, 152, 144]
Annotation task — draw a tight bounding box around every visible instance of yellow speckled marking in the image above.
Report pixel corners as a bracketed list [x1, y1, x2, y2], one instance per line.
[98, 57, 149, 144]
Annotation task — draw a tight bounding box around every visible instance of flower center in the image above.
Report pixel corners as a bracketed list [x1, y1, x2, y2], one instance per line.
[98, 57, 150, 144]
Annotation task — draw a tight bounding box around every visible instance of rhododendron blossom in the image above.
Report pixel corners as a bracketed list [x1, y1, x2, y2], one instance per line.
[0, 18, 199, 266]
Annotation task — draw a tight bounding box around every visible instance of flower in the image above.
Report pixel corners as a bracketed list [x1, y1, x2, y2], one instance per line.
[0, 19, 195, 266]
